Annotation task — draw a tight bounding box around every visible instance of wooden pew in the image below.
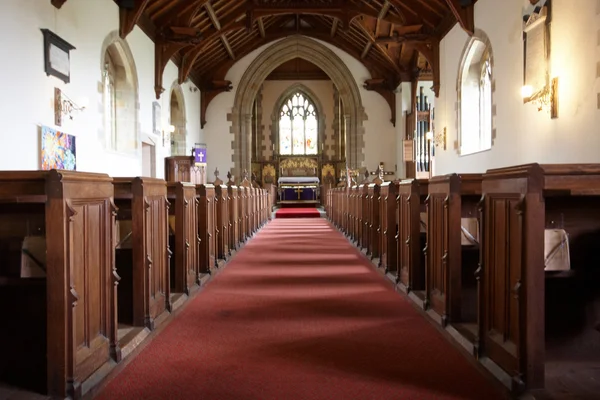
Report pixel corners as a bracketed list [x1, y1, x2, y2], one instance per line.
[397, 179, 428, 303]
[424, 174, 482, 339]
[0, 170, 117, 399]
[480, 163, 600, 394]
[167, 182, 198, 305]
[197, 184, 216, 276]
[379, 181, 398, 273]
[214, 184, 229, 261]
[356, 184, 367, 249]
[237, 186, 245, 245]
[367, 182, 381, 260]
[350, 186, 358, 241]
[239, 186, 248, 242]
[113, 177, 170, 356]
[227, 184, 238, 252]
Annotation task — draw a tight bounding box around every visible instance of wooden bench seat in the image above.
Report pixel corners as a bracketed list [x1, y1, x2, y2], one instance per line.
[0, 170, 117, 399]
[397, 179, 429, 302]
[480, 163, 600, 394]
[167, 182, 198, 307]
[424, 173, 483, 349]
[113, 177, 170, 349]
[379, 181, 398, 273]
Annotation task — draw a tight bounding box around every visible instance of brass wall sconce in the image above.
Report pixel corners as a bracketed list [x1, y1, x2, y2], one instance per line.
[54, 87, 88, 126]
[521, 77, 558, 118]
[426, 127, 447, 150]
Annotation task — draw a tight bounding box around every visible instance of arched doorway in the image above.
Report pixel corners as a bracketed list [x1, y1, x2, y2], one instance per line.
[169, 86, 186, 155]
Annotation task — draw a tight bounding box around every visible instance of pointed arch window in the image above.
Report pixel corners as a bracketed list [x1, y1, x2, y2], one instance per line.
[459, 38, 493, 156]
[279, 92, 318, 155]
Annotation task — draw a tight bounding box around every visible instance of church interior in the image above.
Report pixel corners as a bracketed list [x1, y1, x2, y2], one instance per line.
[0, 0, 599, 399]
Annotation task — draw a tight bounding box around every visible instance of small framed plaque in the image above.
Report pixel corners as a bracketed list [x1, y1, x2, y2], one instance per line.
[41, 29, 76, 84]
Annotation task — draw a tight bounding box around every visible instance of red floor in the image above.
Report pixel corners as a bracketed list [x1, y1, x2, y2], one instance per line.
[275, 207, 321, 218]
[95, 219, 505, 400]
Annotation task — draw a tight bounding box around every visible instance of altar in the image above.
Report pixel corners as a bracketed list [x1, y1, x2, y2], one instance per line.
[278, 176, 320, 203]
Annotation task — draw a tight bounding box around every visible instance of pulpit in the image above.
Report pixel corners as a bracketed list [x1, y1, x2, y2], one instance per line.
[165, 156, 206, 184]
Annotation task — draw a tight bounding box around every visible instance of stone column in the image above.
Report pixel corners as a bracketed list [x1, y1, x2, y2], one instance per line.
[243, 113, 253, 177]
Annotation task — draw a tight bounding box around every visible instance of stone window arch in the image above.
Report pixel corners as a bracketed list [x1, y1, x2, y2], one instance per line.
[457, 29, 495, 156]
[232, 36, 365, 177]
[272, 84, 325, 156]
[169, 83, 187, 155]
[100, 32, 139, 153]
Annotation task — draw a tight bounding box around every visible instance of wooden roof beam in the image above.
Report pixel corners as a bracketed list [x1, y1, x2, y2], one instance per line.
[221, 35, 235, 60]
[387, 0, 438, 28]
[51, 0, 67, 9]
[444, 0, 475, 35]
[375, 1, 391, 37]
[178, 11, 248, 83]
[258, 17, 266, 38]
[249, 2, 404, 26]
[331, 18, 339, 37]
[361, 42, 373, 59]
[154, 0, 210, 26]
[355, 18, 403, 75]
[118, 0, 151, 39]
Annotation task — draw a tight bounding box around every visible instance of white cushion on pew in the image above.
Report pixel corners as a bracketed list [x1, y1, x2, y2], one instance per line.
[20, 236, 46, 278]
[461, 218, 479, 246]
[544, 229, 570, 271]
[420, 212, 427, 233]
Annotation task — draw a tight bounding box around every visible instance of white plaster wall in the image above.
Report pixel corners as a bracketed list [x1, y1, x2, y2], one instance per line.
[203, 37, 397, 179]
[261, 80, 334, 158]
[435, 0, 600, 175]
[0, 0, 201, 178]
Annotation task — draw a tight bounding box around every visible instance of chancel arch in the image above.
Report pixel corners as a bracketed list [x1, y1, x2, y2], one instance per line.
[456, 28, 495, 156]
[169, 83, 187, 155]
[232, 35, 365, 177]
[100, 31, 139, 154]
[271, 84, 325, 156]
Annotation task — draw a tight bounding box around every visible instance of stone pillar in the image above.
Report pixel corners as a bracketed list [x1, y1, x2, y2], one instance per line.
[242, 113, 253, 177]
[343, 114, 352, 168]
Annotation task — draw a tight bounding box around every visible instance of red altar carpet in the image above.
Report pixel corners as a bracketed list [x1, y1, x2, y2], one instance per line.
[94, 219, 505, 400]
[275, 207, 321, 218]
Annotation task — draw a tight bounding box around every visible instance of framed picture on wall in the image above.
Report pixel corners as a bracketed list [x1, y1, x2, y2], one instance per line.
[152, 101, 161, 135]
[41, 29, 76, 84]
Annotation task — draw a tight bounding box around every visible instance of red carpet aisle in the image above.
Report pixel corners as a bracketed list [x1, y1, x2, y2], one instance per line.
[275, 207, 321, 218]
[96, 219, 505, 400]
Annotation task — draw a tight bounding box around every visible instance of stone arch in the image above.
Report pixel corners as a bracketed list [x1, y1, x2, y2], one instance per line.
[100, 31, 140, 153]
[169, 81, 187, 155]
[232, 35, 365, 176]
[270, 83, 326, 155]
[455, 28, 496, 155]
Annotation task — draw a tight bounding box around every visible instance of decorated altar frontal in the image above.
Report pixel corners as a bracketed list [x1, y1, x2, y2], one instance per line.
[278, 176, 320, 204]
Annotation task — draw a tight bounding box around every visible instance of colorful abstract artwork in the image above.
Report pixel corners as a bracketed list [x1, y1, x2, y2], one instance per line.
[41, 125, 77, 170]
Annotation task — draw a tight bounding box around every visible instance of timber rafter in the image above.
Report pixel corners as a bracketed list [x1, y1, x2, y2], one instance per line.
[112, 0, 477, 122]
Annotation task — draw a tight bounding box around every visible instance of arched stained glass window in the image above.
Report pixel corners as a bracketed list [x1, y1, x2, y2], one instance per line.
[279, 92, 318, 155]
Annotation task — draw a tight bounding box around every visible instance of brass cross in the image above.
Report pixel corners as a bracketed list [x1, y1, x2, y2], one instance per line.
[295, 186, 303, 200]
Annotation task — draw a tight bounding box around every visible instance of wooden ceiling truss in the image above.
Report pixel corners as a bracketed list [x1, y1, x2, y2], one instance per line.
[51, 0, 478, 126]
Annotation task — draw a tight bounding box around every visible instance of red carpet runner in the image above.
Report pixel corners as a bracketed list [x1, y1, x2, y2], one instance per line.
[96, 219, 504, 400]
[275, 207, 321, 218]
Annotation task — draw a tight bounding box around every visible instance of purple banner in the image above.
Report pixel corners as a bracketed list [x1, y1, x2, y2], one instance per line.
[193, 147, 207, 164]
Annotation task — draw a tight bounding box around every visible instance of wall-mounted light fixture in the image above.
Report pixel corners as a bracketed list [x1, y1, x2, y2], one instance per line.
[54, 87, 88, 126]
[521, 77, 558, 118]
[426, 127, 447, 150]
[162, 124, 175, 147]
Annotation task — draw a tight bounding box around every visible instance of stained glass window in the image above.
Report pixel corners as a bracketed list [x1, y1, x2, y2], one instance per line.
[279, 92, 318, 155]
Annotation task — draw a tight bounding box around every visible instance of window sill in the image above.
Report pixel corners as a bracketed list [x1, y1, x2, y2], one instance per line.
[459, 146, 492, 157]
